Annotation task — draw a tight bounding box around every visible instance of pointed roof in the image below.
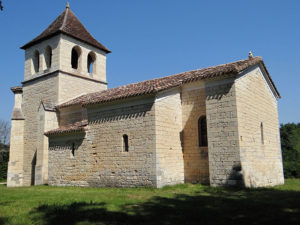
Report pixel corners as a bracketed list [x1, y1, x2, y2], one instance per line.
[21, 5, 110, 53]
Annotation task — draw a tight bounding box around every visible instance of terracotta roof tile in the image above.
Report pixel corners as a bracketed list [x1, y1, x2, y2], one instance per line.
[57, 57, 280, 109]
[44, 121, 87, 136]
[21, 7, 110, 53]
[11, 86, 22, 93]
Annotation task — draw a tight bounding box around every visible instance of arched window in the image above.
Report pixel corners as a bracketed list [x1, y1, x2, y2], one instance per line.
[45, 46, 52, 69]
[71, 46, 81, 69]
[123, 134, 129, 152]
[261, 122, 264, 144]
[198, 116, 208, 147]
[87, 52, 96, 74]
[33, 50, 40, 73]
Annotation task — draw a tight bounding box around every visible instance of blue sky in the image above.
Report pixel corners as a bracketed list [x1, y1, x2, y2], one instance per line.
[0, 0, 299, 124]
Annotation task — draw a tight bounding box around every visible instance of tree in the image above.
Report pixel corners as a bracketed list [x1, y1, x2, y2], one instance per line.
[280, 123, 300, 178]
[0, 120, 10, 145]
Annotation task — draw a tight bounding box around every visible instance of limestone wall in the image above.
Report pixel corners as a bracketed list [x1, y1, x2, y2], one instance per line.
[24, 35, 60, 81]
[60, 34, 107, 82]
[48, 97, 157, 187]
[22, 75, 59, 186]
[205, 78, 242, 186]
[24, 34, 107, 84]
[154, 89, 184, 187]
[7, 120, 24, 187]
[235, 66, 284, 187]
[181, 81, 209, 184]
[58, 72, 106, 104]
[59, 105, 87, 127]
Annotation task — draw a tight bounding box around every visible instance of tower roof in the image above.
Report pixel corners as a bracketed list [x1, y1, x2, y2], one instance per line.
[21, 5, 110, 53]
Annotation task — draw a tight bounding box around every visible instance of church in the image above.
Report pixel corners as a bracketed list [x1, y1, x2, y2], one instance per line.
[7, 4, 284, 188]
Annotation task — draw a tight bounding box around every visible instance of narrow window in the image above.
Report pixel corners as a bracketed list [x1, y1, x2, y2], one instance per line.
[71, 143, 75, 157]
[87, 52, 96, 74]
[33, 50, 40, 73]
[45, 46, 52, 68]
[261, 122, 264, 144]
[198, 116, 208, 147]
[123, 134, 129, 152]
[71, 46, 81, 69]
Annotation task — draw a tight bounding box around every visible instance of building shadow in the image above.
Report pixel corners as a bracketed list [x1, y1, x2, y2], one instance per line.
[29, 187, 300, 225]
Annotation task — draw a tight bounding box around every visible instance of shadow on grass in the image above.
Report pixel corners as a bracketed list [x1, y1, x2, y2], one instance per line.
[0, 217, 9, 225]
[29, 187, 300, 225]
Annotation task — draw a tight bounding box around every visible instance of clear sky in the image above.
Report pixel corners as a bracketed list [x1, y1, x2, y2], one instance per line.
[0, 0, 299, 124]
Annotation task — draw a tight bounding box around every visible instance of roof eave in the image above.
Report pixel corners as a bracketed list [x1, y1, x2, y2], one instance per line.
[20, 31, 111, 53]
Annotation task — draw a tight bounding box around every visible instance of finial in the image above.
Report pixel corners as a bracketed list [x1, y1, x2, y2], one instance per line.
[248, 51, 253, 59]
[66, 2, 70, 9]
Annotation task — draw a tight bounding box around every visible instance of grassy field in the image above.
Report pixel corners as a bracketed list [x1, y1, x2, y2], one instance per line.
[0, 179, 299, 225]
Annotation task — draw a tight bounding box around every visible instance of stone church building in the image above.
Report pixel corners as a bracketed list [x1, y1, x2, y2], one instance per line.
[7, 4, 284, 188]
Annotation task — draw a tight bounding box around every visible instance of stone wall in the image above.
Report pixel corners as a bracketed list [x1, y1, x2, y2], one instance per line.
[155, 89, 184, 187]
[235, 66, 284, 187]
[60, 34, 107, 82]
[205, 77, 242, 186]
[48, 97, 157, 187]
[59, 105, 87, 127]
[181, 81, 209, 183]
[7, 119, 24, 186]
[58, 72, 106, 104]
[24, 34, 107, 84]
[24, 35, 60, 81]
[22, 74, 59, 186]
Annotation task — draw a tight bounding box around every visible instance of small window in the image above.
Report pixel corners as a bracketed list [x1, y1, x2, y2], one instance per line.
[71, 46, 81, 69]
[45, 46, 52, 68]
[198, 116, 208, 147]
[87, 52, 96, 74]
[261, 122, 264, 144]
[33, 50, 40, 73]
[123, 134, 129, 152]
[71, 143, 75, 157]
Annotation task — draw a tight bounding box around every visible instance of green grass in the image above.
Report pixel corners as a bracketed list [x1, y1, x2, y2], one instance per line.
[0, 179, 299, 225]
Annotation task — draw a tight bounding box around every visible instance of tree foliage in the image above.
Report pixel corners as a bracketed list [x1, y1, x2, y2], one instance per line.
[280, 123, 300, 178]
[0, 143, 9, 180]
[0, 120, 10, 145]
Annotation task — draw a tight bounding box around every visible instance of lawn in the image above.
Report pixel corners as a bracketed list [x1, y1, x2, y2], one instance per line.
[0, 179, 299, 225]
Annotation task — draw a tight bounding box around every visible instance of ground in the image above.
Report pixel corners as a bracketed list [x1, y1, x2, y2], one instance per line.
[0, 179, 299, 225]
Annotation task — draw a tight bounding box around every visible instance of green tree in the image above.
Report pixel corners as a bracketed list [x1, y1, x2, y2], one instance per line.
[280, 123, 300, 178]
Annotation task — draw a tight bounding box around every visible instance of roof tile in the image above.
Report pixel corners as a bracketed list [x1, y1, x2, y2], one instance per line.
[44, 121, 87, 136]
[21, 7, 110, 53]
[57, 56, 278, 109]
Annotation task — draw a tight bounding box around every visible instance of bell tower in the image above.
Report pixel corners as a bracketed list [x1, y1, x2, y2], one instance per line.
[7, 3, 110, 187]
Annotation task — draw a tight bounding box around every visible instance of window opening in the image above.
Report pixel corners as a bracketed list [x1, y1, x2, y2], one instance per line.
[33, 50, 40, 73]
[198, 116, 208, 147]
[71, 143, 75, 157]
[123, 135, 129, 152]
[45, 46, 52, 68]
[71, 47, 80, 69]
[87, 52, 95, 74]
[261, 122, 264, 144]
